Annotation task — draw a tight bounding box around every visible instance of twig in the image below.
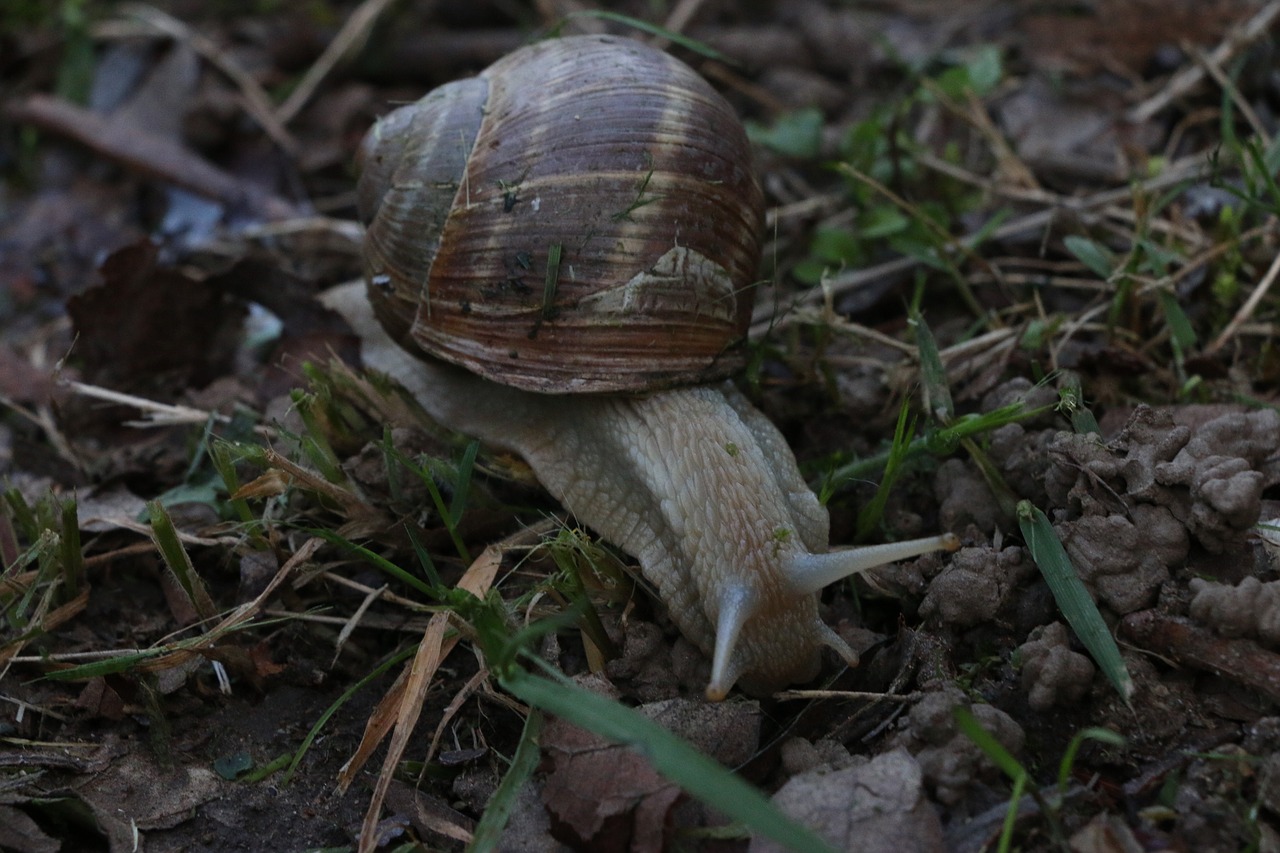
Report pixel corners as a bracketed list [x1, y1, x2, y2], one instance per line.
[275, 0, 399, 125]
[1187, 40, 1271, 146]
[117, 3, 298, 154]
[773, 689, 923, 702]
[1126, 0, 1280, 123]
[1205, 248, 1280, 355]
[750, 153, 1213, 336]
[661, 0, 709, 37]
[5, 95, 301, 221]
[61, 379, 226, 427]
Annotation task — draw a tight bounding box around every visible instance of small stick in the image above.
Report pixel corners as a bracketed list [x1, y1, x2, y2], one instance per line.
[274, 0, 398, 125]
[1126, 0, 1280, 123]
[1205, 249, 1280, 356]
[5, 94, 300, 221]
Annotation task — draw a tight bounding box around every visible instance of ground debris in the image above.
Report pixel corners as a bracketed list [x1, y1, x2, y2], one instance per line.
[891, 687, 1025, 805]
[752, 747, 943, 853]
[1190, 575, 1280, 645]
[1018, 622, 1096, 711]
[538, 694, 761, 852]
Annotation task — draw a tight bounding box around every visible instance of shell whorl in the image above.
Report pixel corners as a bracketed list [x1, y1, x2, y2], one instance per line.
[357, 34, 764, 393]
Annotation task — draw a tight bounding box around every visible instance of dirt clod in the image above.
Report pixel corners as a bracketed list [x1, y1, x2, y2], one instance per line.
[1018, 622, 1096, 710]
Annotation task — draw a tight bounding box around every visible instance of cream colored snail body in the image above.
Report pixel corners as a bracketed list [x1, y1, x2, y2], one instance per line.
[324, 35, 958, 699]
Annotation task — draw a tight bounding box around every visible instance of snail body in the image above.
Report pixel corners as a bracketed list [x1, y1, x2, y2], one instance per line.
[328, 35, 958, 699]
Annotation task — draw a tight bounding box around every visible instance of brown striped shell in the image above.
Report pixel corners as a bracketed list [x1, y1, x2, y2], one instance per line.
[356, 35, 764, 393]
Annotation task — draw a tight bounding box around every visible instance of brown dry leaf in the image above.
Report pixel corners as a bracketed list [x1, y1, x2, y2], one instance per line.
[65, 240, 244, 394]
[540, 715, 682, 853]
[248, 639, 287, 679]
[384, 780, 476, 844]
[75, 751, 225, 847]
[74, 677, 127, 722]
[259, 449, 385, 534]
[231, 468, 293, 501]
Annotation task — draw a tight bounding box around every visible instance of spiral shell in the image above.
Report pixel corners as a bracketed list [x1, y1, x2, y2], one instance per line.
[357, 34, 764, 393]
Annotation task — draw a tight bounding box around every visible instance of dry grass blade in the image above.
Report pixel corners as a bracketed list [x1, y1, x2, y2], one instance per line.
[750, 154, 1213, 335]
[423, 667, 489, 768]
[275, 0, 399, 125]
[61, 379, 227, 428]
[140, 537, 322, 673]
[118, 3, 299, 154]
[257, 448, 380, 525]
[0, 588, 89, 673]
[1126, 0, 1280, 123]
[352, 543, 504, 853]
[148, 501, 217, 622]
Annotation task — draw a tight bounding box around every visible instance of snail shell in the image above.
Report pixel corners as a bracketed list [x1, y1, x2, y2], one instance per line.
[357, 34, 764, 393]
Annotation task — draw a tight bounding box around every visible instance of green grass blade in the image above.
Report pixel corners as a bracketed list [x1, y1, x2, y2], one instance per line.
[564, 11, 731, 62]
[999, 772, 1027, 853]
[1063, 235, 1115, 280]
[310, 528, 439, 599]
[4, 488, 39, 542]
[1016, 501, 1134, 703]
[41, 650, 170, 680]
[498, 666, 836, 853]
[1157, 289, 1197, 362]
[469, 708, 544, 852]
[821, 400, 1054, 496]
[1056, 727, 1124, 794]
[1057, 374, 1101, 435]
[211, 440, 258, 527]
[58, 495, 83, 598]
[382, 441, 472, 564]
[404, 524, 443, 591]
[953, 705, 1026, 783]
[909, 309, 954, 421]
[854, 403, 914, 540]
[147, 500, 216, 621]
[448, 440, 479, 526]
[281, 645, 415, 785]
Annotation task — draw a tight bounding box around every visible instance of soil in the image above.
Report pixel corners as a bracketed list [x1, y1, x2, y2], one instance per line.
[3, 1, 1280, 851]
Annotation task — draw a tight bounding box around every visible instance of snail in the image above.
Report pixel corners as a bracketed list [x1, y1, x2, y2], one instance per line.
[322, 34, 959, 699]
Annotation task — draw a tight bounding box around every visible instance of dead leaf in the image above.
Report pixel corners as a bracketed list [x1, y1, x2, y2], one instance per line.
[1021, 0, 1252, 74]
[75, 751, 225, 842]
[384, 780, 475, 844]
[540, 714, 682, 853]
[75, 677, 127, 721]
[65, 240, 245, 395]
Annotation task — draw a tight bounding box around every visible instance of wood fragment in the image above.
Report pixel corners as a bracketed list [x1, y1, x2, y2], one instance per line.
[5, 94, 301, 221]
[1119, 610, 1280, 705]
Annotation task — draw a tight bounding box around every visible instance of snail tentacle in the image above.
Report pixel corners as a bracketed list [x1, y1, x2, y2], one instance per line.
[783, 533, 962, 597]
